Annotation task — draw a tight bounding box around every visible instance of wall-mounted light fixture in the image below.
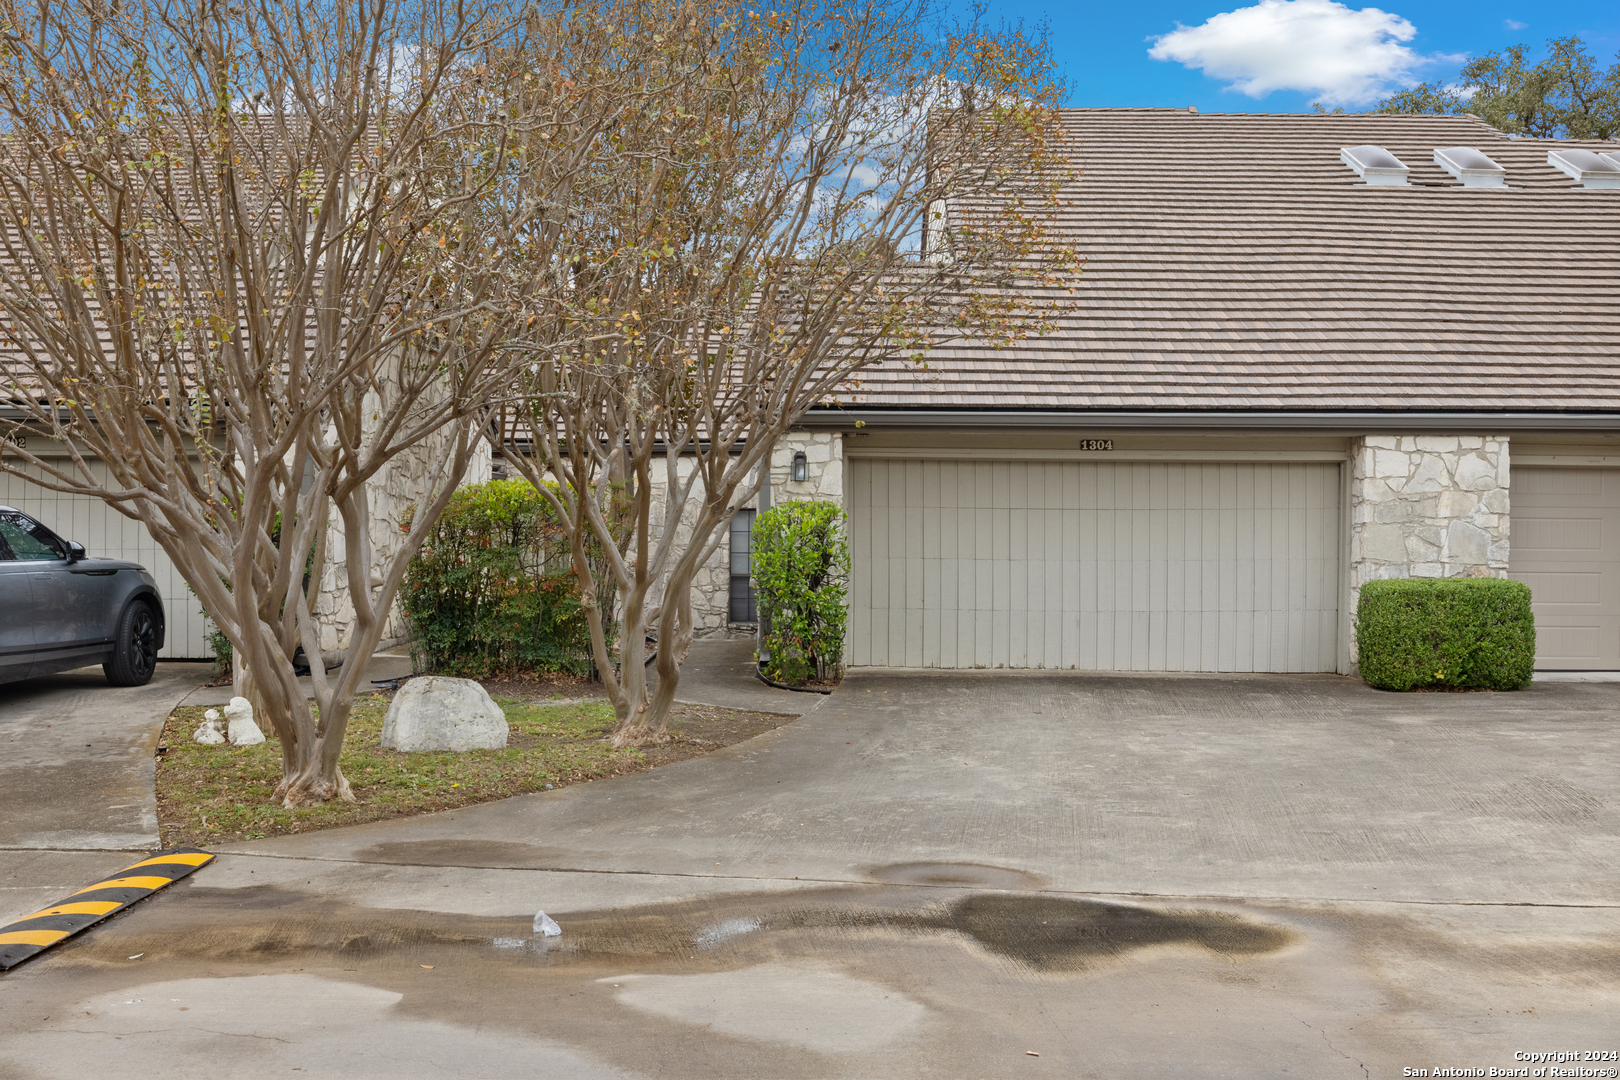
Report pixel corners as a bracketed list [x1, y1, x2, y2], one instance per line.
[791, 450, 808, 482]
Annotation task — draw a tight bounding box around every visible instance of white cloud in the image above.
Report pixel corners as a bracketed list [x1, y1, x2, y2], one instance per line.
[1148, 0, 1440, 106]
[1503, 18, 1527, 30]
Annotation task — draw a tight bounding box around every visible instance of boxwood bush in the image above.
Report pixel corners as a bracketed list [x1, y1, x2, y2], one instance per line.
[752, 500, 850, 684]
[1355, 578, 1535, 691]
[401, 480, 593, 678]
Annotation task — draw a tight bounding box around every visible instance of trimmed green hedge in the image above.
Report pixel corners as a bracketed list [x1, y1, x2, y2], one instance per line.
[401, 480, 592, 678]
[1355, 578, 1535, 691]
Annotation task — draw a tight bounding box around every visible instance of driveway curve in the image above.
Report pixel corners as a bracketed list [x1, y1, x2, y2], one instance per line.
[227, 669, 1620, 906]
[4, 668, 1616, 1079]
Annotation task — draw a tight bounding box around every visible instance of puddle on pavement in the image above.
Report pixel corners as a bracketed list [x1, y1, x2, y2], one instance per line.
[353, 839, 584, 868]
[932, 892, 1292, 970]
[8, 882, 1300, 1079]
[47, 879, 1295, 978]
[868, 861, 1045, 889]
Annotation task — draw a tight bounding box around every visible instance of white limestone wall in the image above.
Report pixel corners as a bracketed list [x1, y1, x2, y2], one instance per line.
[1348, 434, 1510, 622]
[771, 431, 846, 505]
[647, 455, 735, 640]
[311, 431, 492, 659]
[683, 431, 846, 639]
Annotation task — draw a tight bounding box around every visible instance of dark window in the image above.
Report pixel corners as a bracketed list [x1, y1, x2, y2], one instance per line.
[729, 509, 757, 623]
[0, 512, 64, 561]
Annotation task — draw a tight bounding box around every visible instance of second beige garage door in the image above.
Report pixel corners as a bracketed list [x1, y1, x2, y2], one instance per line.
[848, 459, 1342, 672]
[1510, 467, 1620, 670]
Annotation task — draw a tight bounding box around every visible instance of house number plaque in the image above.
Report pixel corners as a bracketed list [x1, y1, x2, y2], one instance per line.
[1, 432, 23, 449]
[1079, 439, 1114, 451]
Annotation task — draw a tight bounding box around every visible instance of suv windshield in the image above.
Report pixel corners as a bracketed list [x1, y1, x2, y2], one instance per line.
[0, 512, 65, 561]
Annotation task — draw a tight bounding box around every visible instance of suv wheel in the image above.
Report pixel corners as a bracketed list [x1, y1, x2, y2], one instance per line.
[104, 602, 159, 686]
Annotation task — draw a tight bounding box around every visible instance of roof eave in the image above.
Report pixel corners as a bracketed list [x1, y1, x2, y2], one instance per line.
[798, 407, 1620, 432]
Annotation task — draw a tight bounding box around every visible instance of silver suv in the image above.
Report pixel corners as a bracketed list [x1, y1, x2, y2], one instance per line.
[0, 507, 166, 686]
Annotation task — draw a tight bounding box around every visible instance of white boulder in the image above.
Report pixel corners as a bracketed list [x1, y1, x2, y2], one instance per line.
[224, 696, 266, 746]
[381, 677, 507, 752]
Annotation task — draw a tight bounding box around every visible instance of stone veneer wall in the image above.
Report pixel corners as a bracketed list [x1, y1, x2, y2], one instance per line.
[309, 432, 492, 660]
[291, 424, 854, 656]
[643, 455, 721, 638]
[436, 432, 841, 646]
[1348, 434, 1510, 620]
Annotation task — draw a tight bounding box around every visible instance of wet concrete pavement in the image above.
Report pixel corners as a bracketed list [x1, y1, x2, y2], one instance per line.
[5, 872, 1615, 1078]
[2, 670, 1617, 1078]
[0, 662, 209, 853]
[0, 663, 213, 931]
[0, 652, 418, 930]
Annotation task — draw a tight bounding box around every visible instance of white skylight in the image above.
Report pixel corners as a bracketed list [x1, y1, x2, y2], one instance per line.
[1340, 145, 1409, 186]
[1433, 146, 1507, 188]
[1547, 149, 1620, 189]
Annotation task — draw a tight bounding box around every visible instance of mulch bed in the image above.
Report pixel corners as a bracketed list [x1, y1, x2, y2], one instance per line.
[475, 669, 609, 701]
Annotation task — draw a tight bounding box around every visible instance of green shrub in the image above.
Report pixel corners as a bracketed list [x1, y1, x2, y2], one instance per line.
[1355, 578, 1536, 691]
[752, 500, 850, 683]
[401, 479, 593, 678]
[204, 617, 233, 678]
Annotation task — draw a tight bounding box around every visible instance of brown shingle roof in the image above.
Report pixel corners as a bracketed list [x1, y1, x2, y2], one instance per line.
[837, 109, 1620, 413]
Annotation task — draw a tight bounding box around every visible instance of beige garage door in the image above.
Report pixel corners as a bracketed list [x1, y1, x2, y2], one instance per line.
[1510, 467, 1620, 670]
[849, 459, 1342, 672]
[1, 463, 211, 659]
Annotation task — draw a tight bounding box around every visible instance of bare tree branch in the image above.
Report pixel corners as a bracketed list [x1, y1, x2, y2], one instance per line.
[498, 0, 1081, 745]
[0, 0, 642, 802]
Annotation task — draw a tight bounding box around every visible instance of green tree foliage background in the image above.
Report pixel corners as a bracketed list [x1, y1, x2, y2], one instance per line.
[1374, 36, 1620, 140]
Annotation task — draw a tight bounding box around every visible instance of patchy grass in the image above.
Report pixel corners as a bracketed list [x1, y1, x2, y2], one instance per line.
[155, 692, 791, 848]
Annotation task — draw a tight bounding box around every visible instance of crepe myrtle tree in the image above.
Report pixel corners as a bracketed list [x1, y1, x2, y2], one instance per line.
[498, 0, 1081, 746]
[0, 0, 646, 804]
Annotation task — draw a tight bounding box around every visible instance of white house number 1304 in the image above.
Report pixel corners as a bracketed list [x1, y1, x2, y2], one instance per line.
[1079, 439, 1114, 451]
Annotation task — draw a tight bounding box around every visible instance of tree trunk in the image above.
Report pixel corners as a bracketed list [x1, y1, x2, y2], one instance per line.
[277, 751, 353, 809]
[608, 588, 663, 747]
[611, 541, 710, 747]
[635, 607, 685, 746]
[261, 640, 373, 807]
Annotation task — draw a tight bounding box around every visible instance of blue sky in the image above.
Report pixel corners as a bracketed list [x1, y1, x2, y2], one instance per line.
[958, 0, 1620, 112]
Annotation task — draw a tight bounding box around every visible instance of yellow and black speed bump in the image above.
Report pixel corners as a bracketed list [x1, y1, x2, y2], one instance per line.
[0, 848, 214, 971]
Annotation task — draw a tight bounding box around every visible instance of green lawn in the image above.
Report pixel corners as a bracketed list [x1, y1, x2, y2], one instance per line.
[156, 694, 647, 847]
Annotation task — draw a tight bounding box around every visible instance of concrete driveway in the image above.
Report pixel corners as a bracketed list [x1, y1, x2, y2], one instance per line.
[2, 667, 1617, 1078]
[0, 653, 409, 930]
[0, 662, 210, 935]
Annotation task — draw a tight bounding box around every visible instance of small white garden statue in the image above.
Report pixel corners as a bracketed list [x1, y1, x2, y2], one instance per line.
[224, 696, 266, 746]
[193, 708, 226, 745]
